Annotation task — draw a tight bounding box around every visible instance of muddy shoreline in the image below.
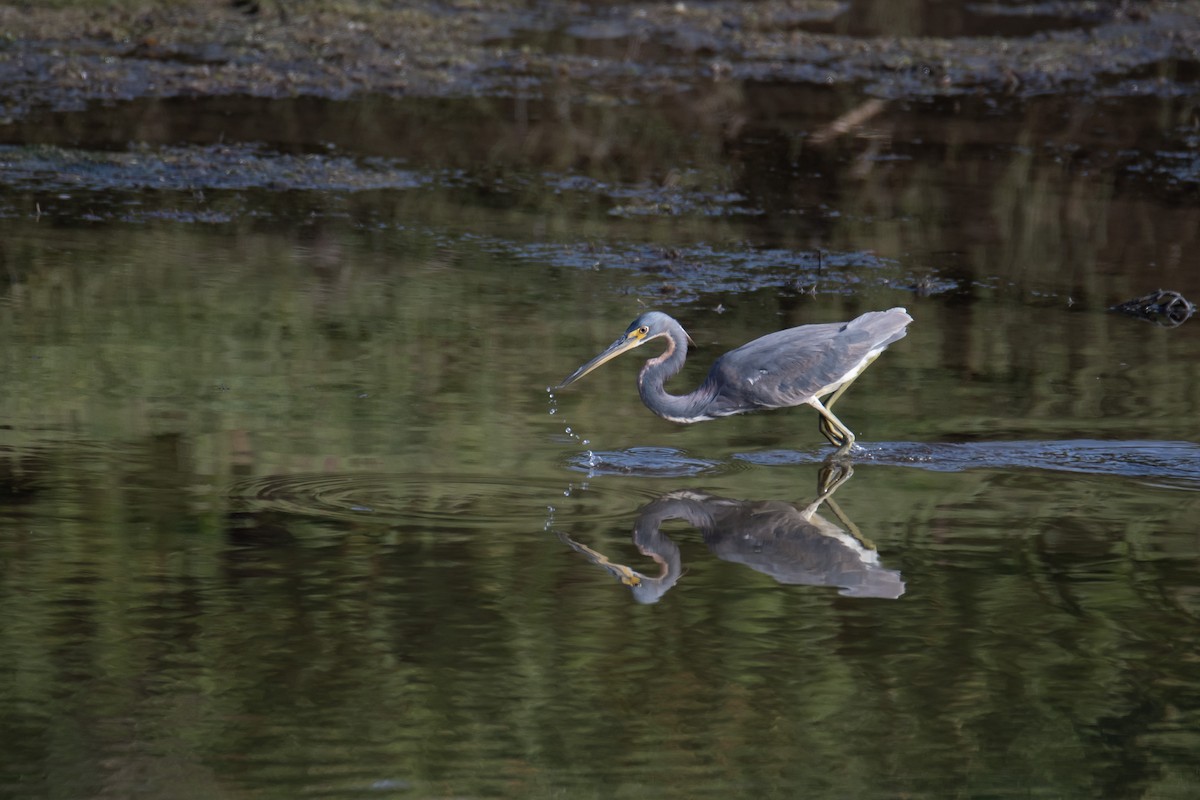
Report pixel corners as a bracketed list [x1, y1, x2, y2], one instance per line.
[2, 0, 1198, 122]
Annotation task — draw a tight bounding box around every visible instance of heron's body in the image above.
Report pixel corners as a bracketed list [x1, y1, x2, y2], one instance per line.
[557, 308, 912, 449]
[558, 465, 906, 602]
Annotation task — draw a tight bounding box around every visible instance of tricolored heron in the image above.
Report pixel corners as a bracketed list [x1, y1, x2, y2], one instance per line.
[557, 308, 912, 449]
[557, 463, 905, 602]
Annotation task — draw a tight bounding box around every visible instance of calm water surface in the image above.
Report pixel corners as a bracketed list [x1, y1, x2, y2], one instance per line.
[2, 33, 1200, 800]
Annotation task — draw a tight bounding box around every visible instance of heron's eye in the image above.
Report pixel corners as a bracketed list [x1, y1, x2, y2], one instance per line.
[638, 326, 649, 336]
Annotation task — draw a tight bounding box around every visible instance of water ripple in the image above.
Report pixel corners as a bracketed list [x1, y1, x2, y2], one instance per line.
[228, 472, 657, 526]
[735, 440, 1200, 488]
[563, 447, 736, 478]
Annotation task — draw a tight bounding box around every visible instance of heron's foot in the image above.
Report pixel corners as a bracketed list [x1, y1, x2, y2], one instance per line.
[826, 440, 858, 464]
[819, 416, 853, 448]
[820, 424, 856, 452]
[816, 460, 854, 497]
[820, 424, 861, 467]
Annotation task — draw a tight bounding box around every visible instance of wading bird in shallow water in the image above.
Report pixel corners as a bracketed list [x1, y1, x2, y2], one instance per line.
[557, 308, 912, 451]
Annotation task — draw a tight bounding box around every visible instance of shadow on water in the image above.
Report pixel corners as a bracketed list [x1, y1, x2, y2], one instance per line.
[558, 463, 905, 602]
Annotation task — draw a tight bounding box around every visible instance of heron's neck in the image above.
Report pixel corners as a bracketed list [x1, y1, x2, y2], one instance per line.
[636, 334, 717, 422]
[635, 493, 719, 540]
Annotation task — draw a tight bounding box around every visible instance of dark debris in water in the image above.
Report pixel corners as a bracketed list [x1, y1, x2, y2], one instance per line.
[1121, 142, 1200, 191]
[537, 172, 764, 218]
[0, 140, 761, 224]
[1109, 289, 1196, 327]
[0, 143, 429, 193]
[508, 240, 897, 303]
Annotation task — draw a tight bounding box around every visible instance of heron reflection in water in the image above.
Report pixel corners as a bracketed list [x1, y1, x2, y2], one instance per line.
[558, 308, 912, 451]
[558, 464, 904, 602]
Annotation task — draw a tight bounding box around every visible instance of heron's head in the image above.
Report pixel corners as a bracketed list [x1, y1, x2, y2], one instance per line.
[557, 311, 681, 388]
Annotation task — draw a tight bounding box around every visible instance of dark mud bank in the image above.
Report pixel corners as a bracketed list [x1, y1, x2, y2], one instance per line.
[1, 0, 1198, 122]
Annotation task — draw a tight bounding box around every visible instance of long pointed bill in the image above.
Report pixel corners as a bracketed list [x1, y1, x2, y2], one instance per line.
[557, 334, 648, 388]
[555, 531, 643, 586]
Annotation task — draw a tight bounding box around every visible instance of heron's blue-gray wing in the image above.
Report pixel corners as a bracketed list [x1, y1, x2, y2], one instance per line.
[704, 309, 911, 413]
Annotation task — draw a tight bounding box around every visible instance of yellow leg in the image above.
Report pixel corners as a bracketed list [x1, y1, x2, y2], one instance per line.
[815, 460, 854, 498]
[815, 352, 881, 448]
[809, 396, 855, 450]
[818, 397, 851, 446]
[806, 462, 873, 551]
[801, 461, 873, 548]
